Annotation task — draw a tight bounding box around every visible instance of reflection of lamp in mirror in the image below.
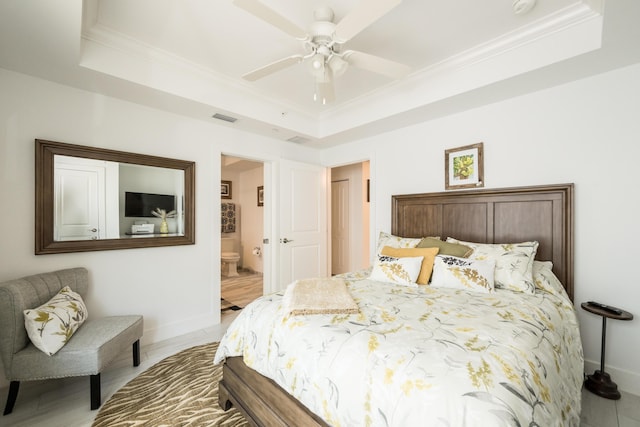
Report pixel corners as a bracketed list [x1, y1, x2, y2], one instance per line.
[152, 208, 176, 234]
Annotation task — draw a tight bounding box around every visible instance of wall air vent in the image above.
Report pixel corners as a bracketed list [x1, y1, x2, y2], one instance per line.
[287, 136, 310, 144]
[212, 113, 237, 123]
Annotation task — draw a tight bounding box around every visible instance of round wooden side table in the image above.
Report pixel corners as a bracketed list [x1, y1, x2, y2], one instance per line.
[581, 301, 633, 400]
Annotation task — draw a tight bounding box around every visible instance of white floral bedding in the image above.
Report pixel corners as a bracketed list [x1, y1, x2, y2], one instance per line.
[214, 266, 583, 426]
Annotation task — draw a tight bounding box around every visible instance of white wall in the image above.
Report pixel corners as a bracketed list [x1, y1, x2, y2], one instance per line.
[239, 166, 264, 273]
[0, 68, 318, 388]
[322, 63, 640, 395]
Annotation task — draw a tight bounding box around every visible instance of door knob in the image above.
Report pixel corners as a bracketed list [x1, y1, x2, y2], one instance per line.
[90, 228, 97, 232]
[281, 238, 293, 243]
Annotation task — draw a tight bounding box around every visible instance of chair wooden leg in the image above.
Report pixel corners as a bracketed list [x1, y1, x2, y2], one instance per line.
[133, 340, 140, 367]
[3, 381, 19, 415]
[90, 374, 101, 410]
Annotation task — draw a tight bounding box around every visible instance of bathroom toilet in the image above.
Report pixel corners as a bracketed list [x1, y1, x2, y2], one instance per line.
[221, 238, 240, 277]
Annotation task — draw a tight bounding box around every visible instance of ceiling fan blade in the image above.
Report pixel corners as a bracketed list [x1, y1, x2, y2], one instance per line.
[242, 55, 304, 81]
[233, 0, 308, 40]
[344, 50, 411, 80]
[334, 0, 402, 43]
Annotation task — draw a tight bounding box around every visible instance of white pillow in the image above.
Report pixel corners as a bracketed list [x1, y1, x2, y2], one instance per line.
[533, 261, 568, 297]
[369, 254, 424, 286]
[24, 286, 88, 356]
[376, 231, 421, 254]
[431, 255, 496, 293]
[446, 238, 538, 294]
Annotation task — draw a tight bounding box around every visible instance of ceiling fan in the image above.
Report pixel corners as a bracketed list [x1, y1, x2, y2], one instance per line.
[233, 0, 412, 104]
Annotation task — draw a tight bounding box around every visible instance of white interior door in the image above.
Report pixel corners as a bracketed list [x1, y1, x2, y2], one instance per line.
[278, 159, 328, 289]
[331, 179, 350, 275]
[54, 163, 104, 241]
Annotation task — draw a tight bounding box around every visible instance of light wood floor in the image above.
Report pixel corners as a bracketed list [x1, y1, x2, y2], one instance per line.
[1, 306, 638, 426]
[221, 270, 263, 310]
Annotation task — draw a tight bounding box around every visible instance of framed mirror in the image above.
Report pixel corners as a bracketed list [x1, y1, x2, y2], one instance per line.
[35, 139, 195, 254]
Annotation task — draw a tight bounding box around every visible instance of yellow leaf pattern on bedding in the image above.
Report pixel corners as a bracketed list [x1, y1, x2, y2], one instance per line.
[368, 335, 379, 353]
[465, 335, 488, 352]
[381, 311, 396, 323]
[528, 360, 551, 402]
[402, 379, 432, 396]
[285, 357, 296, 370]
[468, 359, 493, 390]
[384, 368, 394, 384]
[493, 353, 520, 384]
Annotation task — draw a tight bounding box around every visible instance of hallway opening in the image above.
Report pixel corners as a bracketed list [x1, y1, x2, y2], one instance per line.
[220, 155, 265, 312]
[330, 160, 370, 275]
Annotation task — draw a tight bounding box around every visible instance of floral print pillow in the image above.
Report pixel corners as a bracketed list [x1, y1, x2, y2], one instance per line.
[23, 286, 88, 355]
[446, 238, 539, 294]
[431, 255, 496, 293]
[375, 232, 422, 254]
[369, 254, 424, 286]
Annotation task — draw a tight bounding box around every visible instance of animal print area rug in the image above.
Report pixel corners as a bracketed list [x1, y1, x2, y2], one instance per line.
[92, 342, 248, 427]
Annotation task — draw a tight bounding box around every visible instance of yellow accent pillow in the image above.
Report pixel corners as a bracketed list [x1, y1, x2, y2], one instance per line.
[381, 246, 440, 285]
[417, 237, 473, 258]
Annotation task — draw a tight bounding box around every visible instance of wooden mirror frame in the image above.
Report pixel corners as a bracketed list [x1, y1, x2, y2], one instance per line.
[35, 139, 195, 254]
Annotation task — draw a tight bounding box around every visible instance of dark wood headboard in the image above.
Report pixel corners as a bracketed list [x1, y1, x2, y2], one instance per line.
[392, 184, 574, 300]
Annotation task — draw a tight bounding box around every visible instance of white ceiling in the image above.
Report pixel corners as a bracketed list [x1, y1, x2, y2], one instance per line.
[1, 0, 639, 148]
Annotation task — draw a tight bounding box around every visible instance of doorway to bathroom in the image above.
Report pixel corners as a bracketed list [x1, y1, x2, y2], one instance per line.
[220, 155, 265, 313]
[330, 160, 370, 275]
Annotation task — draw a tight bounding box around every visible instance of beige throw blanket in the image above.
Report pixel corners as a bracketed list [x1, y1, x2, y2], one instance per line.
[283, 277, 359, 316]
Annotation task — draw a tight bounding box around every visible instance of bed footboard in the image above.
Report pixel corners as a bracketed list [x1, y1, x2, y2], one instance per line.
[219, 357, 329, 427]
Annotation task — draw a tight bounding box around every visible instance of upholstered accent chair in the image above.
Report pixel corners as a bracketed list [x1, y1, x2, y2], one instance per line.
[0, 268, 143, 415]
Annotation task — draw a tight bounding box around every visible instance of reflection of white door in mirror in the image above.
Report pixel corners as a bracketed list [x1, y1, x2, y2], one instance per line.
[54, 156, 120, 241]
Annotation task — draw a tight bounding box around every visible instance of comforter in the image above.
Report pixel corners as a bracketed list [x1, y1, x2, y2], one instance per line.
[214, 266, 583, 427]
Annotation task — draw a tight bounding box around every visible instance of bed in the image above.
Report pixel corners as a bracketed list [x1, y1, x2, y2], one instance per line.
[214, 184, 582, 426]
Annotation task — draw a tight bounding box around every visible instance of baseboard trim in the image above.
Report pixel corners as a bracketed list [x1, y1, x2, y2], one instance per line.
[141, 313, 219, 345]
[584, 359, 640, 396]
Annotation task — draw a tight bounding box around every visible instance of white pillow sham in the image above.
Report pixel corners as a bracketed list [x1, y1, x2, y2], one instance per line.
[369, 254, 424, 286]
[430, 255, 496, 293]
[446, 238, 538, 294]
[375, 231, 421, 254]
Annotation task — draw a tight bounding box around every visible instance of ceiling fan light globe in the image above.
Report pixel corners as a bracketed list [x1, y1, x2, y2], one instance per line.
[328, 55, 348, 77]
[309, 53, 326, 77]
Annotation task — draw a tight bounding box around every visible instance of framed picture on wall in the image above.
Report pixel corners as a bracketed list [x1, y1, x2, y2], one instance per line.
[445, 142, 484, 190]
[257, 186, 264, 206]
[221, 180, 232, 199]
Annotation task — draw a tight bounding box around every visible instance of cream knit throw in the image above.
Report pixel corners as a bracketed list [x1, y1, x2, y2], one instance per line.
[283, 277, 359, 315]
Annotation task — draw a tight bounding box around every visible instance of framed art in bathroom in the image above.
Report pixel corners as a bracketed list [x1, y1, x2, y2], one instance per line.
[221, 180, 232, 199]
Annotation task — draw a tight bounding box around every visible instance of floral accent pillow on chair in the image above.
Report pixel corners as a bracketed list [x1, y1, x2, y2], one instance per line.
[24, 286, 88, 355]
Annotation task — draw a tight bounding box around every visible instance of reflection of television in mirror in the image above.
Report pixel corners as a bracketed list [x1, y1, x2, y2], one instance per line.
[125, 192, 175, 217]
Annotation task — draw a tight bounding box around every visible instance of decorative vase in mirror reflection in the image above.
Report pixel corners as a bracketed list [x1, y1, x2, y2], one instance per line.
[152, 208, 176, 234]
